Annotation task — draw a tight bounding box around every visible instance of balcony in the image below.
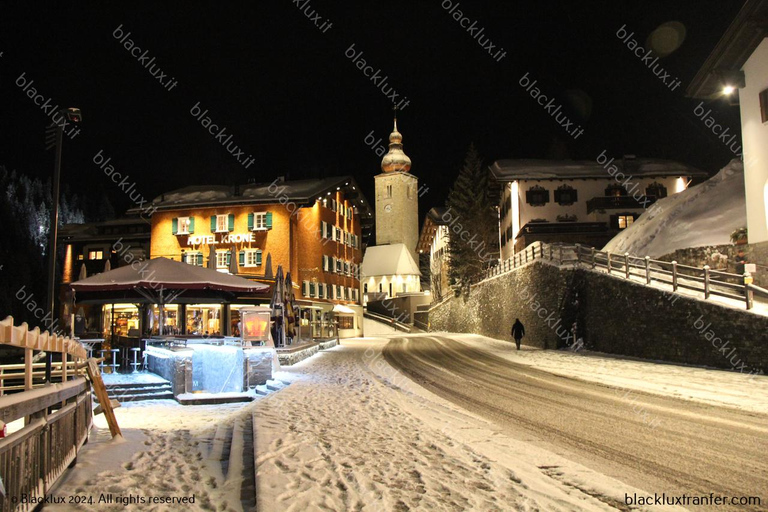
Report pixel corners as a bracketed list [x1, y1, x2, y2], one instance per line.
[586, 195, 657, 214]
[520, 221, 609, 235]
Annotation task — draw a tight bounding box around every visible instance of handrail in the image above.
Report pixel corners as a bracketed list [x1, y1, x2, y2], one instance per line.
[474, 242, 759, 311]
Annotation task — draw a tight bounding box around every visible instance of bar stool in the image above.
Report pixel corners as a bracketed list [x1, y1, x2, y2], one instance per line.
[109, 349, 120, 374]
[130, 347, 142, 373]
[98, 349, 110, 372]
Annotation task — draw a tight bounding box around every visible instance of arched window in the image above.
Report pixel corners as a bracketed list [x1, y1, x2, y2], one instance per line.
[525, 185, 550, 206]
[646, 182, 667, 199]
[554, 184, 578, 205]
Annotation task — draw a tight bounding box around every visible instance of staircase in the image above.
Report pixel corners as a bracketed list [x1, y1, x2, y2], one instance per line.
[100, 380, 175, 402]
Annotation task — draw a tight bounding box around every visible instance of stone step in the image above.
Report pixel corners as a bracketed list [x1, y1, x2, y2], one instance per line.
[113, 391, 175, 402]
[106, 385, 173, 396]
[104, 381, 171, 390]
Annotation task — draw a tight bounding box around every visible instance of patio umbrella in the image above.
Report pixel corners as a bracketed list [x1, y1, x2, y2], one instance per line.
[264, 253, 273, 279]
[208, 246, 216, 269]
[104, 259, 111, 273]
[284, 271, 297, 340]
[78, 263, 87, 280]
[228, 245, 239, 275]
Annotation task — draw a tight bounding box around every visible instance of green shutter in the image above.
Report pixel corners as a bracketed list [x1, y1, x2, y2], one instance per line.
[172, 218, 178, 235]
[210, 216, 216, 232]
[239, 250, 245, 266]
[226, 250, 231, 266]
[228, 214, 235, 232]
[256, 250, 263, 266]
[196, 253, 203, 266]
[189, 217, 195, 234]
[265, 211, 273, 229]
[247, 213, 254, 231]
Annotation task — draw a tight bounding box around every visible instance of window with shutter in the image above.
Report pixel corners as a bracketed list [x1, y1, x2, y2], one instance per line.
[248, 213, 254, 231]
[172, 218, 179, 235]
[321, 221, 327, 239]
[302, 281, 309, 297]
[265, 211, 273, 229]
[210, 216, 217, 233]
[228, 214, 235, 232]
[239, 250, 245, 267]
[309, 282, 316, 298]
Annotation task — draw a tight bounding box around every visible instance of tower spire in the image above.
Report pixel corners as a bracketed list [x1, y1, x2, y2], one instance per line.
[381, 107, 411, 173]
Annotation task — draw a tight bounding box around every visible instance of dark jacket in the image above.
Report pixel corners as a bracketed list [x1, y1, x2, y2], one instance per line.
[511, 320, 525, 339]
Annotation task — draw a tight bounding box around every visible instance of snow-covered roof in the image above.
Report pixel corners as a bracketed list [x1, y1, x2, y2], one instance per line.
[361, 244, 421, 277]
[603, 160, 746, 257]
[490, 158, 708, 181]
[144, 176, 363, 209]
[70, 257, 269, 293]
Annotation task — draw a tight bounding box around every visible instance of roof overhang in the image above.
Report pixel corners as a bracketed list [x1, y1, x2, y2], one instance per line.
[687, 0, 768, 99]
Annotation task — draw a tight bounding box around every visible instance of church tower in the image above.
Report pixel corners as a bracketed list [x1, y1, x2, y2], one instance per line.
[374, 115, 419, 261]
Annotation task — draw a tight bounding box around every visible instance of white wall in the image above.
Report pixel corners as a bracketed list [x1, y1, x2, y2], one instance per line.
[739, 38, 768, 244]
[499, 176, 684, 257]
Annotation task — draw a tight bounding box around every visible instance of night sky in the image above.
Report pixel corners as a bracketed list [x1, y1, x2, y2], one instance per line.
[0, 1, 746, 220]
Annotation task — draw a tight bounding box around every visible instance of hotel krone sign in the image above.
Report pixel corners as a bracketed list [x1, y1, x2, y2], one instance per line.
[187, 233, 256, 246]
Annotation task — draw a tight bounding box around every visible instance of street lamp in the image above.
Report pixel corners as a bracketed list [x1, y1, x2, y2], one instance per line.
[44, 107, 82, 382]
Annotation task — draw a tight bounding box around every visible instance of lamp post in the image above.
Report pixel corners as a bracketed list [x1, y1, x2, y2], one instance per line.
[44, 108, 82, 382]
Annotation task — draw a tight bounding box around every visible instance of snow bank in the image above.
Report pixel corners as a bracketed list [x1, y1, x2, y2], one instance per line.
[603, 160, 746, 258]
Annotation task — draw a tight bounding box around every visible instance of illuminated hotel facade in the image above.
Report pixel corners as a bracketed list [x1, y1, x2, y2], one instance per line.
[62, 176, 372, 341]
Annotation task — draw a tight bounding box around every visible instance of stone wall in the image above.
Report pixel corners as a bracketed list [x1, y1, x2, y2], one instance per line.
[429, 262, 575, 349]
[428, 262, 767, 373]
[658, 243, 768, 288]
[579, 268, 767, 373]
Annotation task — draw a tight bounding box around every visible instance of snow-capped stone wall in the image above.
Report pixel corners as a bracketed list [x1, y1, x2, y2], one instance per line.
[430, 262, 575, 349]
[429, 262, 768, 374]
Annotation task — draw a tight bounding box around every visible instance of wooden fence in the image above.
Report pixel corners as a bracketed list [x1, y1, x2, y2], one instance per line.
[476, 242, 768, 311]
[0, 316, 91, 512]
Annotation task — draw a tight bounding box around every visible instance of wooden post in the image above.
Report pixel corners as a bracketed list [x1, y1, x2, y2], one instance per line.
[645, 256, 651, 284]
[672, 261, 678, 292]
[624, 253, 630, 279]
[745, 273, 754, 310]
[703, 265, 711, 299]
[25, 348, 33, 391]
[85, 358, 122, 438]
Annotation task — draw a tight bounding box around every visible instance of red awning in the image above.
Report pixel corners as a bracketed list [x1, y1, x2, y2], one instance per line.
[70, 257, 269, 293]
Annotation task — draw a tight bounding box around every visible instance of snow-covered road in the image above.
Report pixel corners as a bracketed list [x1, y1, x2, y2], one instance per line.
[48, 329, 767, 511]
[384, 335, 768, 511]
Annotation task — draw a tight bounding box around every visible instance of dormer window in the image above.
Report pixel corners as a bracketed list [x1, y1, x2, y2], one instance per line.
[525, 185, 550, 207]
[554, 184, 578, 206]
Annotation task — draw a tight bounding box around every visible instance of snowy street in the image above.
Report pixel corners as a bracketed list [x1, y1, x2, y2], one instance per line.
[48, 329, 767, 511]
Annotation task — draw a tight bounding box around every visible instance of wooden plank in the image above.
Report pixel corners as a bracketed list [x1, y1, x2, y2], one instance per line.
[85, 359, 121, 438]
[0, 378, 88, 424]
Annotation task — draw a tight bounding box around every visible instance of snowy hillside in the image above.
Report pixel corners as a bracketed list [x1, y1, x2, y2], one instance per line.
[603, 160, 746, 257]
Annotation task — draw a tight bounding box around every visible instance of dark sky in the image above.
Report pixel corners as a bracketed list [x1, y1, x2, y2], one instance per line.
[0, 1, 746, 219]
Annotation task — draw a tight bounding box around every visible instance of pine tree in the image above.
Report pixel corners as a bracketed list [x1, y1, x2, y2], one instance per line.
[445, 144, 497, 296]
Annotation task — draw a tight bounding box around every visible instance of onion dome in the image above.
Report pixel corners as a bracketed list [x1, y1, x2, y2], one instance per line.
[381, 118, 412, 173]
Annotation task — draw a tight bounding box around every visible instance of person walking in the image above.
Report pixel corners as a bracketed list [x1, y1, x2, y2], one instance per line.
[511, 318, 525, 350]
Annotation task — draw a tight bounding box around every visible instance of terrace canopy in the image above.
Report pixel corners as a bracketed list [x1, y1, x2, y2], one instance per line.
[69, 258, 270, 337]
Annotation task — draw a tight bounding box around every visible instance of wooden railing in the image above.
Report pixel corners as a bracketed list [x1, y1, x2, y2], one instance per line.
[475, 243, 768, 311]
[0, 316, 91, 512]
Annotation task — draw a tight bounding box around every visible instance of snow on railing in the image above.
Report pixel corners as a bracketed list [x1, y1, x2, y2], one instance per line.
[474, 243, 761, 311]
[0, 315, 88, 393]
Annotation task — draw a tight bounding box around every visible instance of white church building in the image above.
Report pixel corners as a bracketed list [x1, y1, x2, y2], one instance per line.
[361, 116, 422, 304]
